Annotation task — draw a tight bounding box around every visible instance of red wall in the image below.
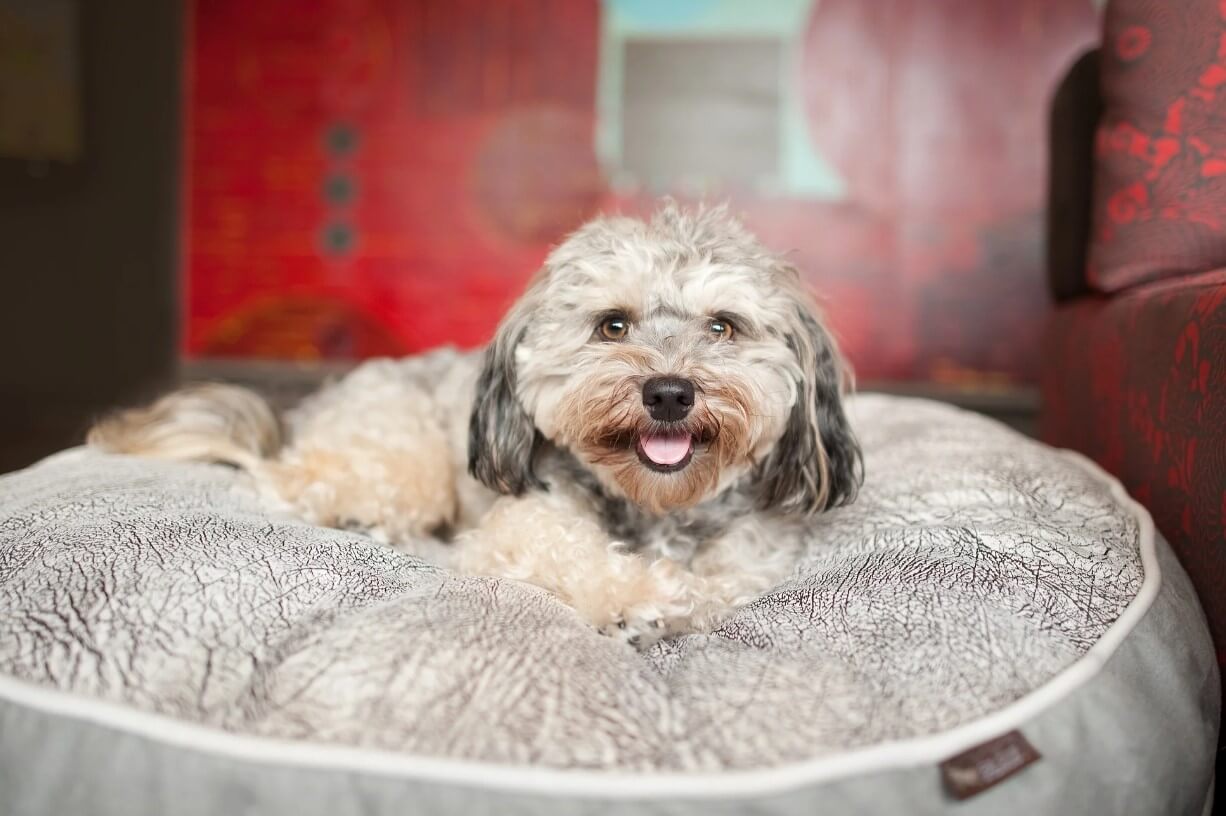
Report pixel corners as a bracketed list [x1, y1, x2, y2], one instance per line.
[185, 0, 1098, 385]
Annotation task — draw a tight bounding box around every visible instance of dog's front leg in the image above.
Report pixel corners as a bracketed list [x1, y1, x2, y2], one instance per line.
[455, 492, 694, 647]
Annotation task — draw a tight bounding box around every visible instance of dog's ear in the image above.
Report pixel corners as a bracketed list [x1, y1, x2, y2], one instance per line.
[756, 290, 863, 516]
[468, 292, 545, 495]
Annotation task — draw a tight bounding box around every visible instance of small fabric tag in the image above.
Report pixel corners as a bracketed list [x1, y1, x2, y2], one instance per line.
[940, 730, 1040, 800]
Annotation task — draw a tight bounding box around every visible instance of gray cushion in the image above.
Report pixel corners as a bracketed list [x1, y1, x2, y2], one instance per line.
[0, 395, 1217, 814]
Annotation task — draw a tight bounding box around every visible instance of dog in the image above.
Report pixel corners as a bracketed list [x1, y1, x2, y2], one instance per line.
[89, 203, 863, 648]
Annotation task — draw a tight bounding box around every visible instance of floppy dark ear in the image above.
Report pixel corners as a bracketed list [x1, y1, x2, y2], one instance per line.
[756, 306, 864, 515]
[467, 301, 544, 495]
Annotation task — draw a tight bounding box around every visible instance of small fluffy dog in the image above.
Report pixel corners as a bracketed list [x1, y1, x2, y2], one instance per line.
[91, 203, 862, 648]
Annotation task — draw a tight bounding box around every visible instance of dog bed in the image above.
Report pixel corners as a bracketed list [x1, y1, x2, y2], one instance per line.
[0, 395, 1216, 815]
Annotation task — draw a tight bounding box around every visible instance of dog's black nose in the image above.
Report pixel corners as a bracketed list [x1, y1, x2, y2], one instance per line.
[642, 377, 695, 422]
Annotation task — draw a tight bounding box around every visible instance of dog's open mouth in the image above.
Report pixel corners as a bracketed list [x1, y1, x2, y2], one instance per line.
[636, 432, 694, 473]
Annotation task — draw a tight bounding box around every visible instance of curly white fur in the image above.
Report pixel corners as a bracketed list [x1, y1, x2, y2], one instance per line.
[89, 202, 863, 648]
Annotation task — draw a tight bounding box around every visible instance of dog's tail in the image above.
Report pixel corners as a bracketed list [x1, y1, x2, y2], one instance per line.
[88, 384, 282, 473]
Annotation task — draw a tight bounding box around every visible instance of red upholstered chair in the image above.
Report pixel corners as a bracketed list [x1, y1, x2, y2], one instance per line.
[1041, 0, 1226, 773]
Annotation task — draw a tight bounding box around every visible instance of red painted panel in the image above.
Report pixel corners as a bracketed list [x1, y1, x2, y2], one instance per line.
[186, 0, 602, 360]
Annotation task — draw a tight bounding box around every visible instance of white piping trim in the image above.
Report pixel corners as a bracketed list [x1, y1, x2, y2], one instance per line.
[0, 451, 1160, 800]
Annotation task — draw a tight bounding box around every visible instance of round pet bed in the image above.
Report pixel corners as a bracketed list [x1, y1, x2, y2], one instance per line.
[0, 395, 1217, 814]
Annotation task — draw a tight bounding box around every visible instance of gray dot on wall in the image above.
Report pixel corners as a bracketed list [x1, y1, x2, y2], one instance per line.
[320, 222, 357, 257]
[323, 174, 357, 205]
[323, 123, 359, 157]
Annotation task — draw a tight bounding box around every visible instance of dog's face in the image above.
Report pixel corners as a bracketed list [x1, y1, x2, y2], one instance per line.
[470, 204, 861, 517]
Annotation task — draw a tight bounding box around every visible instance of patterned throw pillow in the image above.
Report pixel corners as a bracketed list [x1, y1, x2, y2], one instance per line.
[1089, 0, 1226, 292]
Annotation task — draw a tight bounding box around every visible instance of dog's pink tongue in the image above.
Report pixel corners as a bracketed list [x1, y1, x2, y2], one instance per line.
[640, 432, 692, 466]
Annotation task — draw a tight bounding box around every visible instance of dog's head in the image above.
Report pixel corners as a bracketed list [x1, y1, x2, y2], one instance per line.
[469, 203, 862, 516]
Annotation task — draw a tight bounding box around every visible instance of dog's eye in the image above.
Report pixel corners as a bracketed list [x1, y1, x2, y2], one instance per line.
[599, 315, 630, 341]
[708, 318, 735, 340]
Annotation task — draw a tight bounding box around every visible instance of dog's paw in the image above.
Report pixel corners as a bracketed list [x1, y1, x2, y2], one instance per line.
[598, 611, 670, 649]
[587, 559, 693, 649]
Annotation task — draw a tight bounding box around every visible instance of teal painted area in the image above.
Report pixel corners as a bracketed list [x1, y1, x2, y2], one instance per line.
[596, 0, 844, 199]
[605, 0, 812, 35]
[609, 0, 713, 28]
[594, 7, 623, 175]
[780, 60, 845, 199]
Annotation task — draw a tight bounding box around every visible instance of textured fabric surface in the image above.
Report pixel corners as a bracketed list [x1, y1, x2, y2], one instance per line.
[0, 395, 1149, 773]
[0, 532, 1217, 816]
[1088, 0, 1226, 293]
[1042, 269, 1226, 669]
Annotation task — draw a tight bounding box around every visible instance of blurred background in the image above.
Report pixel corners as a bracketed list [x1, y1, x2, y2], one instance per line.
[0, 0, 1104, 472]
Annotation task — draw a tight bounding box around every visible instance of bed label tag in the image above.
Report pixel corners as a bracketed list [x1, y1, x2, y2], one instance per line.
[939, 730, 1040, 800]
